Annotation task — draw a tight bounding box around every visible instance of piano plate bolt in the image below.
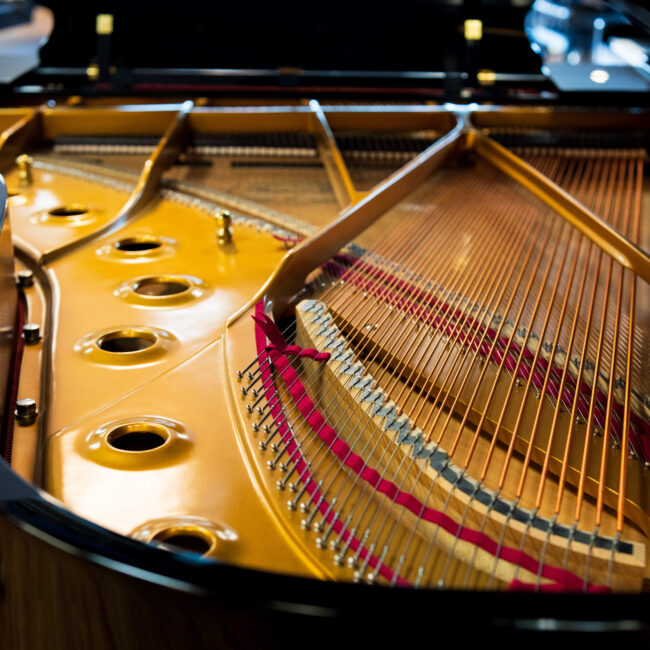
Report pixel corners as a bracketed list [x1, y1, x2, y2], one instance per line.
[216, 209, 233, 246]
[16, 269, 34, 288]
[15, 398, 38, 426]
[23, 323, 41, 345]
[16, 154, 33, 186]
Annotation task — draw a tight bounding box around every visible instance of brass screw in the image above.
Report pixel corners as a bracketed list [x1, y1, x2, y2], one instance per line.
[216, 209, 233, 245]
[15, 154, 33, 186]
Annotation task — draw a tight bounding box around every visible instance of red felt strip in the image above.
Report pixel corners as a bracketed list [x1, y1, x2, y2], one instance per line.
[253, 301, 408, 585]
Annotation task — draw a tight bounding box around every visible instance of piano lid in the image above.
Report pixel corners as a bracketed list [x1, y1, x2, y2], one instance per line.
[526, 0, 650, 92]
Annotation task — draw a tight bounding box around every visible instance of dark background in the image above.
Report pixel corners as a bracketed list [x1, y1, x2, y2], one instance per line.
[36, 0, 541, 74]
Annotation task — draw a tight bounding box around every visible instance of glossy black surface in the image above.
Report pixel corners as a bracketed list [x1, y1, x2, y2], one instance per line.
[1, 457, 650, 645]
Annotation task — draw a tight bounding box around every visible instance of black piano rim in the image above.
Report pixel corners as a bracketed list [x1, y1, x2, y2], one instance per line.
[1, 458, 649, 635]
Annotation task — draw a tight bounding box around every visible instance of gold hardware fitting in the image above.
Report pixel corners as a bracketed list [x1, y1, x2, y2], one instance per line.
[216, 209, 233, 245]
[86, 63, 99, 81]
[15, 154, 33, 186]
[464, 19, 482, 41]
[96, 13, 114, 35]
[477, 69, 496, 86]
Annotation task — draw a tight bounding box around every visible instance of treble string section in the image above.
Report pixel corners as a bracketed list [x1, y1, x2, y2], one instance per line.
[388, 215, 546, 587]
[390, 158, 569, 587]
[319, 174, 532, 574]
[518, 152, 637, 591]
[559, 152, 635, 589]
[337, 184, 541, 583]
[420, 153, 588, 587]
[390, 163, 560, 586]
[278, 171, 502, 548]
[302, 161, 552, 584]
[403, 166, 569, 588]
[474, 167, 583, 589]
[286, 171, 494, 528]
[492, 160, 592, 590]
[343, 148, 645, 591]
[616, 157, 643, 529]
[523, 152, 612, 590]
[478, 150, 642, 592]
[520, 150, 642, 447]
[588, 155, 641, 589]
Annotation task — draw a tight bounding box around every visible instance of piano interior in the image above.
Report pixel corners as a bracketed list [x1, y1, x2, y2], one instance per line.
[0, 0, 649, 644]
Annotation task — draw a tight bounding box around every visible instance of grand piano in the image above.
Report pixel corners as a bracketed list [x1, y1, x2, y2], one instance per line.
[0, 1, 649, 647]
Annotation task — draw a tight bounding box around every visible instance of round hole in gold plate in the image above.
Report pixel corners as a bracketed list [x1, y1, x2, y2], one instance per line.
[31, 203, 98, 226]
[114, 236, 162, 253]
[97, 235, 176, 263]
[107, 422, 169, 451]
[153, 528, 215, 555]
[131, 516, 238, 560]
[134, 277, 190, 296]
[96, 329, 157, 353]
[48, 204, 89, 217]
[80, 416, 192, 470]
[114, 274, 208, 307]
[75, 326, 177, 365]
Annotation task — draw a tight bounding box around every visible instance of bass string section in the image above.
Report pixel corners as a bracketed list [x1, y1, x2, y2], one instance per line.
[240, 144, 649, 592]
